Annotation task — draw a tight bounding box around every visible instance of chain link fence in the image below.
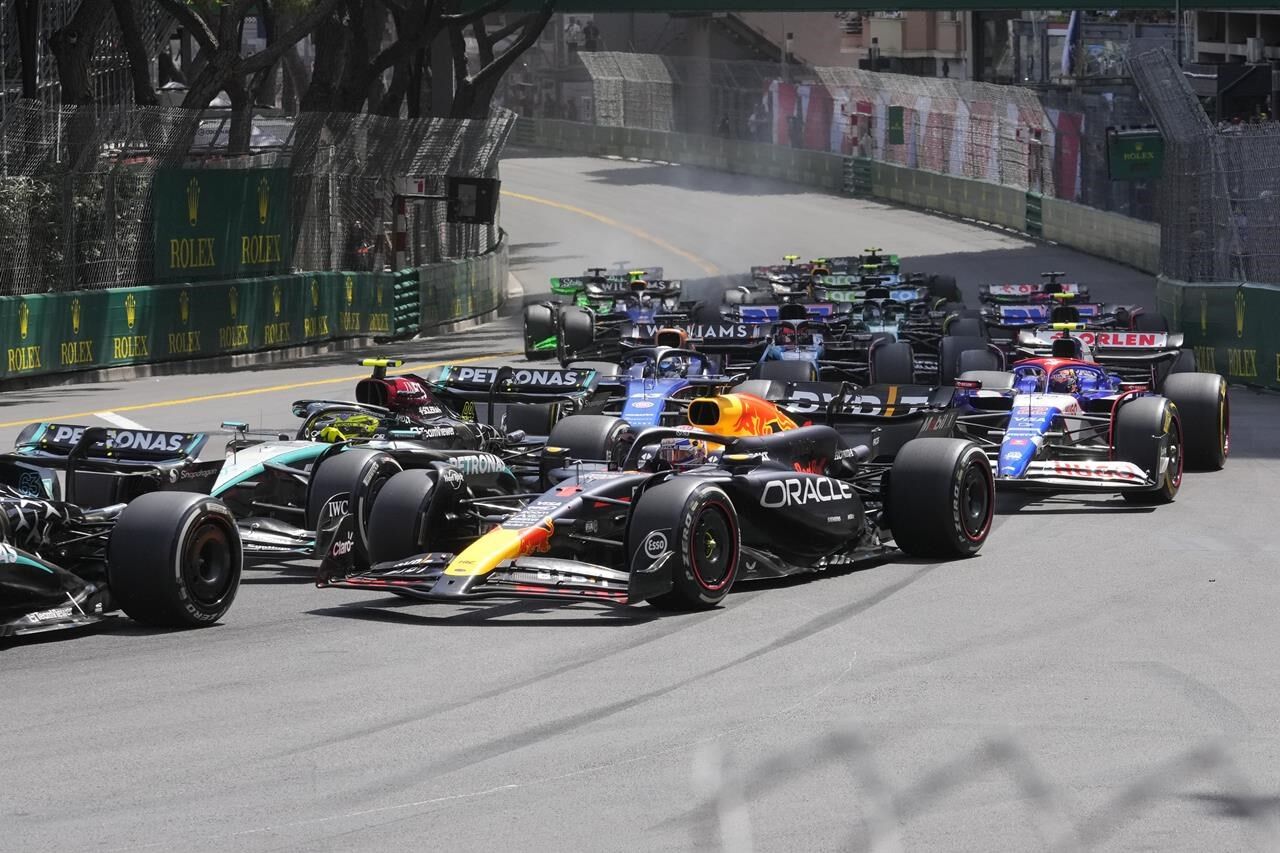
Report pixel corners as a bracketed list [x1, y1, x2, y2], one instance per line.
[573, 51, 1154, 221]
[0, 102, 513, 296]
[1129, 47, 1280, 285]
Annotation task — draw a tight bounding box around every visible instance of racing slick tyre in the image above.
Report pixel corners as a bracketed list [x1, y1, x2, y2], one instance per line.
[305, 448, 402, 550]
[888, 439, 993, 558]
[692, 301, 723, 325]
[939, 335, 990, 385]
[750, 360, 819, 382]
[556, 307, 594, 363]
[929, 274, 961, 302]
[365, 469, 453, 565]
[1133, 311, 1169, 333]
[107, 493, 241, 628]
[945, 317, 985, 338]
[522, 304, 556, 361]
[1161, 372, 1229, 471]
[870, 341, 915, 385]
[957, 347, 1001, 374]
[541, 415, 633, 487]
[630, 481, 740, 611]
[1114, 397, 1182, 504]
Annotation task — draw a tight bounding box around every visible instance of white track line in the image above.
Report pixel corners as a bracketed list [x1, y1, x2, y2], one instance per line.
[94, 411, 149, 431]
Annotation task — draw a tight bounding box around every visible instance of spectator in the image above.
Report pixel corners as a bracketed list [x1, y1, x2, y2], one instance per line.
[747, 107, 763, 142]
[566, 98, 579, 123]
[565, 18, 584, 57]
[347, 219, 373, 271]
[583, 19, 600, 52]
[717, 114, 730, 137]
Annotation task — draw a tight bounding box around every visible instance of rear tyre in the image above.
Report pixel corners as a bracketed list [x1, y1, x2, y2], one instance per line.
[939, 335, 990, 385]
[556, 307, 594, 363]
[1114, 397, 1182, 504]
[750, 360, 818, 382]
[631, 482, 740, 610]
[930, 274, 960, 302]
[946, 317, 985, 338]
[1133, 312, 1169, 332]
[958, 347, 1000, 374]
[541, 415, 633, 487]
[108, 493, 241, 628]
[692, 302, 723, 325]
[870, 341, 915, 385]
[305, 448, 401, 552]
[522, 304, 556, 361]
[1161, 372, 1228, 471]
[888, 439, 993, 558]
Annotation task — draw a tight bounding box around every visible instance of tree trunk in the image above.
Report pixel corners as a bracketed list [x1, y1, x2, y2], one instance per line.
[110, 0, 158, 105]
[301, 10, 347, 112]
[226, 80, 253, 155]
[281, 44, 309, 112]
[13, 0, 40, 99]
[48, 0, 111, 105]
[378, 59, 412, 117]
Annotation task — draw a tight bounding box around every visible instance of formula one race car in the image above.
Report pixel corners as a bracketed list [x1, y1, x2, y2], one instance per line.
[317, 391, 994, 610]
[1012, 323, 1197, 388]
[548, 265, 665, 306]
[977, 272, 1088, 305]
[1, 424, 241, 638]
[950, 354, 1228, 502]
[214, 359, 619, 563]
[524, 274, 692, 361]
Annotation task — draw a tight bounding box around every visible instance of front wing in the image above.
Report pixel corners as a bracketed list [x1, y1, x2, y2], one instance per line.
[991, 459, 1156, 492]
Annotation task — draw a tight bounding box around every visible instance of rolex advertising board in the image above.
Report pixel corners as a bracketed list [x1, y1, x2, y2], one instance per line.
[153, 168, 292, 281]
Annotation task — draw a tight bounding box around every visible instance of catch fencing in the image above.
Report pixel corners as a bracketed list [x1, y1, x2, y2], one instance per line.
[0, 102, 514, 296]
[575, 51, 1154, 222]
[1129, 48, 1280, 286]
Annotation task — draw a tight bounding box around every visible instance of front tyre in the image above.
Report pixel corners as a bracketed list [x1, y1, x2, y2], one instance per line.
[108, 493, 242, 628]
[888, 439, 993, 557]
[1114, 396, 1182, 504]
[630, 481, 740, 611]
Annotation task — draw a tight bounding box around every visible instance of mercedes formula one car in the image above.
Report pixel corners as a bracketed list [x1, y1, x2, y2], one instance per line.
[1, 424, 242, 638]
[317, 390, 994, 610]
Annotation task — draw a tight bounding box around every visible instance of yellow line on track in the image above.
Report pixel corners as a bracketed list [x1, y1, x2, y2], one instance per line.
[0, 353, 514, 429]
[501, 189, 721, 277]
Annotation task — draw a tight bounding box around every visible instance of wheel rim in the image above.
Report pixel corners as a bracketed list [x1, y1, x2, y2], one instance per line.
[1165, 428, 1183, 490]
[183, 522, 234, 607]
[689, 501, 736, 592]
[959, 459, 993, 542]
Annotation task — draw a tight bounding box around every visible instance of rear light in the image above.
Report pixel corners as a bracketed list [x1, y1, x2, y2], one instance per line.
[954, 379, 982, 390]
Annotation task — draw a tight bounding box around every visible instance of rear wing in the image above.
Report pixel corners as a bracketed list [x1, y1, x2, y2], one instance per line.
[11, 422, 208, 464]
[428, 364, 599, 400]
[979, 282, 1088, 304]
[987, 302, 1108, 325]
[1018, 328, 1183, 352]
[732, 303, 847, 323]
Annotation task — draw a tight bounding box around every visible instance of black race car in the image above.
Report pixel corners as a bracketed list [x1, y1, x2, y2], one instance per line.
[316, 390, 994, 610]
[1, 425, 241, 638]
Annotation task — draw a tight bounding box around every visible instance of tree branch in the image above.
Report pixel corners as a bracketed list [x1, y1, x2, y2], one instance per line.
[469, 2, 551, 89]
[240, 0, 344, 76]
[154, 0, 217, 52]
[442, 0, 508, 27]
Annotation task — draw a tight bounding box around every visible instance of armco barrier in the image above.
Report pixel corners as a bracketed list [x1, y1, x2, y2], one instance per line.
[520, 118, 1158, 274]
[0, 236, 507, 383]
[1157, 277, 1280, 391]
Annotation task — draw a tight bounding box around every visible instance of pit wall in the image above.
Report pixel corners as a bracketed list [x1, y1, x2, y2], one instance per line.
[0, 236, 508, 383]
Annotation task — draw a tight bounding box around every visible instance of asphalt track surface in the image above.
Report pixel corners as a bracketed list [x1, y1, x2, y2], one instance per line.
[4, 154, 1280, 853]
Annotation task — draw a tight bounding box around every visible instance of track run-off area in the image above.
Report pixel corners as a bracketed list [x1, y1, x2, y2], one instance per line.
[4, 153, 1280, 852]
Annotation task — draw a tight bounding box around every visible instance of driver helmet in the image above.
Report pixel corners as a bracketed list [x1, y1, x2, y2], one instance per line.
[1049, 369, 1081, 395]
[657, 436, 708, 468]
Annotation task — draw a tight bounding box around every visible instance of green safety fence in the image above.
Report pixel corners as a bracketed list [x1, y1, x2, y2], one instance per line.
[1159, 278, 1280, 391]
[0, 271, 393, 381]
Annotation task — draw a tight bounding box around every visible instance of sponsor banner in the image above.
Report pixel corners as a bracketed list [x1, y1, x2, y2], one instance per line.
[1164, 281, 1280, 390]
[153, 167, 292, 281]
